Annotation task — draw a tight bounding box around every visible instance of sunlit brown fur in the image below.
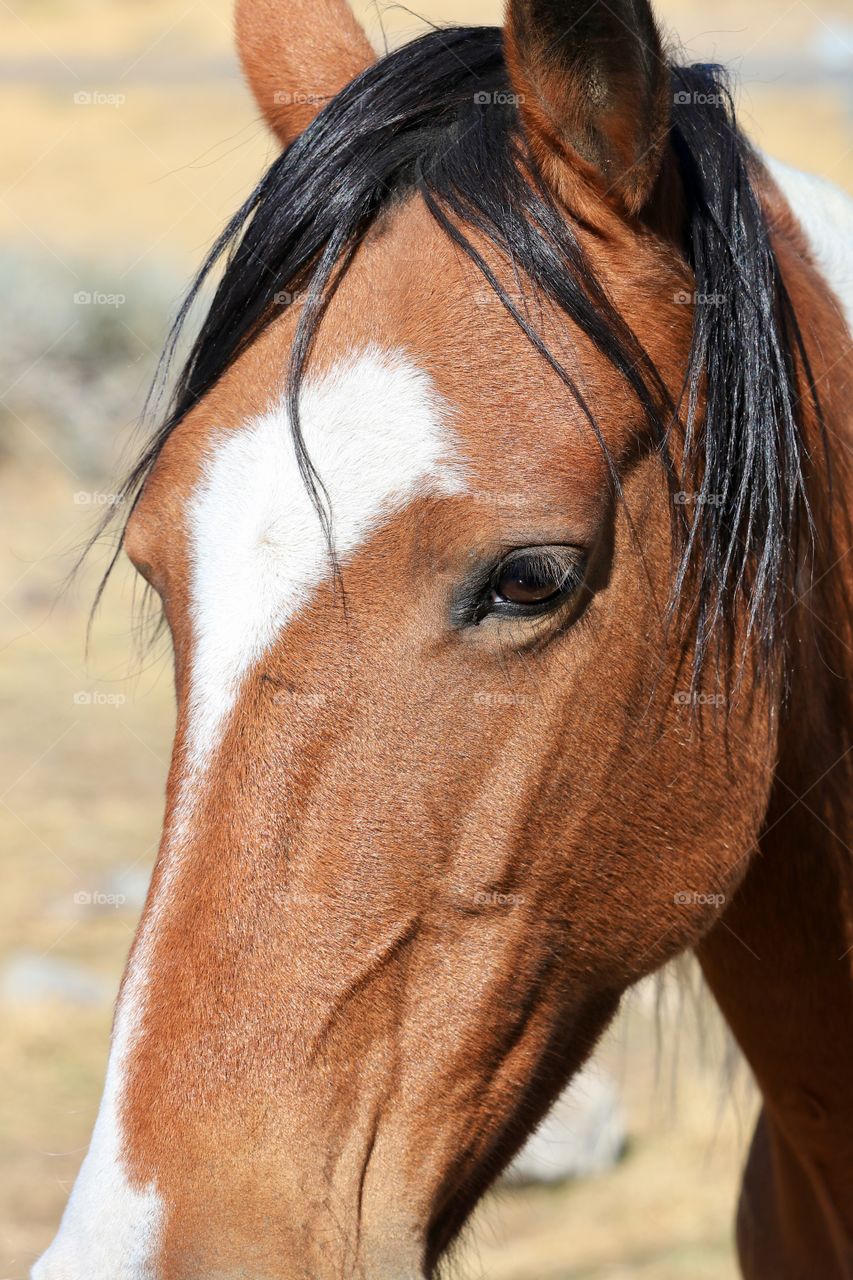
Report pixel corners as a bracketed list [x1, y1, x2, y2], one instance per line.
[110, 1, 853, 1277]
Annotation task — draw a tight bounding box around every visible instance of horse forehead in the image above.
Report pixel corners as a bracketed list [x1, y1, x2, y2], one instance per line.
[132, 195, 615, 559]
[192, 344, 467, 547]
[128, 192, 619, 596]
[130, 338, 470, 574]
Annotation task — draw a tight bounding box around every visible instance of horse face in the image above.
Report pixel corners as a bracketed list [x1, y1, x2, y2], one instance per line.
[35, 2, 781, 1278]
[37, 194, 774, 1279]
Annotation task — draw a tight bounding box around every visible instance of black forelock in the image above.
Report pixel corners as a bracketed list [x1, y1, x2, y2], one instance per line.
[105, 25, 818, 688]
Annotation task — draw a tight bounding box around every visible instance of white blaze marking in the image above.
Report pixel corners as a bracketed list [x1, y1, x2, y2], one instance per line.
[767, 156, 853, 338]
[32, 346, 464, 1279]
[30, 984, 162, 1279]
[186, 344, 466, 770]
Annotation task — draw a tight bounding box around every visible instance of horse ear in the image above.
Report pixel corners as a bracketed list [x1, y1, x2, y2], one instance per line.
[235, 0, 375, 147]
[504, 0, 672, 215]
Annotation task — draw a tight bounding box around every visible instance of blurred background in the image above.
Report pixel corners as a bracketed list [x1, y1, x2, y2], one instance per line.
[0, 1, 850, 1276]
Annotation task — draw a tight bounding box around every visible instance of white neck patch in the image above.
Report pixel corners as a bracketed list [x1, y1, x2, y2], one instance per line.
[186, 345, 466, 771]
[766, 155, 853, 338]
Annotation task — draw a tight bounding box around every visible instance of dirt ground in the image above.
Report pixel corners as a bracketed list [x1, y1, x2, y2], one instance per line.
[0, 0, 849, 1275]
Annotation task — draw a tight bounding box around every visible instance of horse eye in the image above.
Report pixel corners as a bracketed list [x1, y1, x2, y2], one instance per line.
[490, 548, 583, 613]
[495, 560, 562, 605]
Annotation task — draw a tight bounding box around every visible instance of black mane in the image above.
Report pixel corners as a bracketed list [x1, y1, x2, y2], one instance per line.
[112, 26, 818, 683]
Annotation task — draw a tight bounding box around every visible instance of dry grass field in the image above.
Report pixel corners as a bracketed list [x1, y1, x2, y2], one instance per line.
[0, 0, 850, 1275]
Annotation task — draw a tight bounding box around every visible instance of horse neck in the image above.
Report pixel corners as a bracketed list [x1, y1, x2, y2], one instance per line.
[697, 194, 853, 1278]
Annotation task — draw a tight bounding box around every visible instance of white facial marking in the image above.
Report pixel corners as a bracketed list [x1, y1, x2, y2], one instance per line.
[766, 156, 853, 338]
[30, 983, 163, 1279]
[32, 346, 464, 1279]
[186, 344, 466, 770]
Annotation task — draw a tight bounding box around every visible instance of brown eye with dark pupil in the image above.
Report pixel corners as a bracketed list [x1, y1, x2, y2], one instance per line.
[495, 560, 564, 605]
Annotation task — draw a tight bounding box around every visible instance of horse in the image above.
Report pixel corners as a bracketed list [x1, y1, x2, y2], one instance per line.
[34, 0, 853, 1275]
